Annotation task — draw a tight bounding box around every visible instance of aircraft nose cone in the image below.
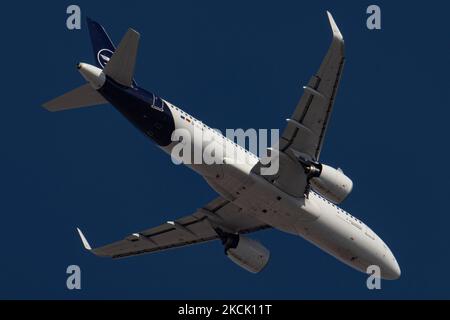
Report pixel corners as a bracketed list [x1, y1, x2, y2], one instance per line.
[382, 257, 401, 280]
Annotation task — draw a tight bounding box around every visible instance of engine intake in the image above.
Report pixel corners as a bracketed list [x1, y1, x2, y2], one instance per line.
[308, 164, 353, 204]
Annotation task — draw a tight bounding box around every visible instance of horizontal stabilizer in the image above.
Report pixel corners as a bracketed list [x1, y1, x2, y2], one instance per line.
[42, 84, 107, 112]
[104, 28, 140, 87]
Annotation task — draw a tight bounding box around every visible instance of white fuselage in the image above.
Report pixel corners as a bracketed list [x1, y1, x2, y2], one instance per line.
[160, 102, 401, 280]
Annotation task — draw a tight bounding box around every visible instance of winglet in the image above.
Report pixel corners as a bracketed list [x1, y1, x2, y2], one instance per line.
[326, 11, 344, 42]
[77, 228, 92, 251]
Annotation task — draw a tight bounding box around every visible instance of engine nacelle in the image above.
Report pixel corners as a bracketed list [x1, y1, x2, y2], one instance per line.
[225, 235, 270, 274]
[309, 164, 353, 204]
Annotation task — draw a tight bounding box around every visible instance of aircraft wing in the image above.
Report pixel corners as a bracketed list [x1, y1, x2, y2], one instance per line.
[77, 197, 270, 259]
[279, 12, 345, 162]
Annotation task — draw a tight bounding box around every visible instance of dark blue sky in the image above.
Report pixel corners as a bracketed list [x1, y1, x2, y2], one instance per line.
[1, 0, 448, 299]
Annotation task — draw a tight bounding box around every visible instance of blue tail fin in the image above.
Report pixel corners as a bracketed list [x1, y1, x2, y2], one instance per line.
[86, 18, 137, 86]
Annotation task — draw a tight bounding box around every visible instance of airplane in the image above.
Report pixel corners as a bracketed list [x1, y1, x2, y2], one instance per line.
[43, 12, 401, 280]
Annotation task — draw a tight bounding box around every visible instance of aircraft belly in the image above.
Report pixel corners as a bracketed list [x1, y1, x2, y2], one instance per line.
[229, 174, 320, 235]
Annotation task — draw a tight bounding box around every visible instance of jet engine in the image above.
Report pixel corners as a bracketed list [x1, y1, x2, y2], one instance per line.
[305, 163, 353, 204]
[216, 229, 270, 274]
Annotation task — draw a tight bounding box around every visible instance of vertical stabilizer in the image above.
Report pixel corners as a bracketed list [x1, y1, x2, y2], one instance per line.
[86, 18, 139, 87]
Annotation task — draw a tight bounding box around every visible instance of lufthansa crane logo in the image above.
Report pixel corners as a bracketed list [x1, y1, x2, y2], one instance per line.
[97, 49, 114, 68]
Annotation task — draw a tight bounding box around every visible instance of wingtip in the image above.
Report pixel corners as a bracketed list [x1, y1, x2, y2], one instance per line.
[76, 228, 92, 251]
[326, 11, 344, 41]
